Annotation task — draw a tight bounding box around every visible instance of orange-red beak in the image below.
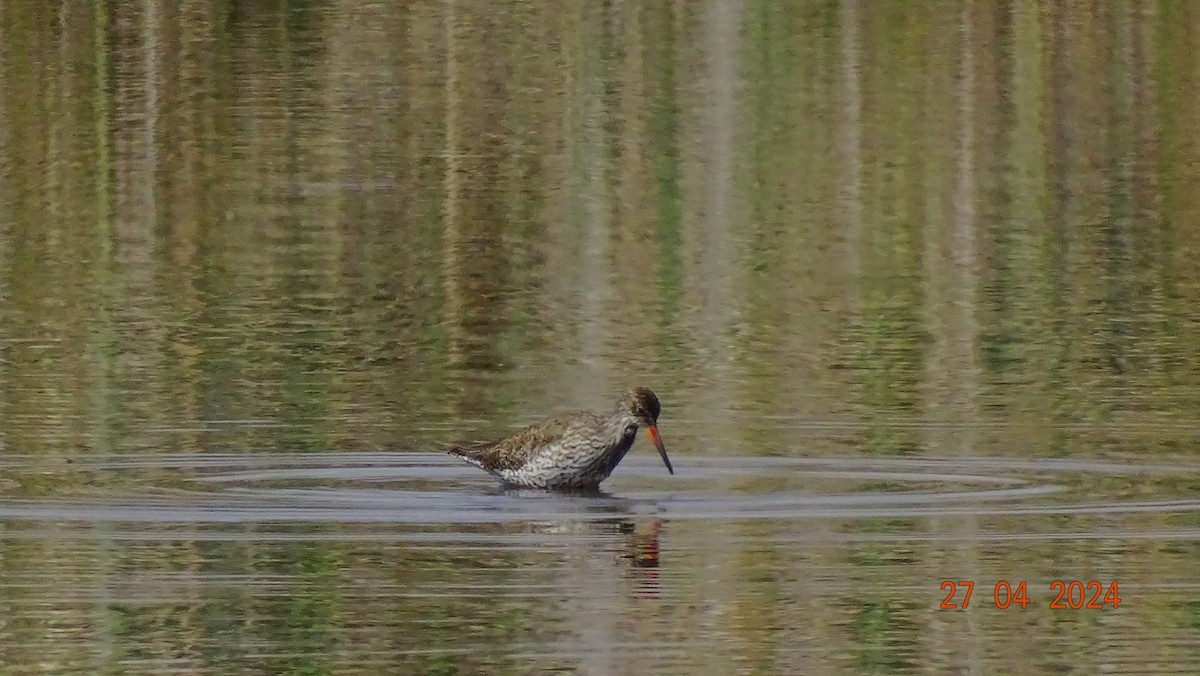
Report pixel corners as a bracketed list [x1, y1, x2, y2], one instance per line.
[646, 425, 674, 475]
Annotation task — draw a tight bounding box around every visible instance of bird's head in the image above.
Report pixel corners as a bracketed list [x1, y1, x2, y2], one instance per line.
[617, 387, 673, 475]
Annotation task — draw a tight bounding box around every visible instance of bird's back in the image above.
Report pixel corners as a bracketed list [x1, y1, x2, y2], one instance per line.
[448, 411, 607, 473]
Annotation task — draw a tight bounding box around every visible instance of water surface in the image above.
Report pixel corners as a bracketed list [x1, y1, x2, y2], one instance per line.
[2, 1, 1199, 674]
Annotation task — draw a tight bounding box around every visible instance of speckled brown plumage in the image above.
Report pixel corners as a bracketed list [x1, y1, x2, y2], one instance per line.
[448, 387, 674, 490]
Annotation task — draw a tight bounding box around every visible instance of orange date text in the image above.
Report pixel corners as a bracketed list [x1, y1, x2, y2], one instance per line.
[939, 580, 1120, 609]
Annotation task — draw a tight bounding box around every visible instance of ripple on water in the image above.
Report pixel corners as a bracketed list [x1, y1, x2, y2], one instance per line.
[0, 453, 1198, 533]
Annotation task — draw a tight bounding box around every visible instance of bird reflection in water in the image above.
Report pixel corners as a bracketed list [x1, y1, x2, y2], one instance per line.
[618, 518, 663, 599]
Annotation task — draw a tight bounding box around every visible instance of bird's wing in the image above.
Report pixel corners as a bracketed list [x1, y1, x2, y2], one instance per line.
[447, 412, 598, 471]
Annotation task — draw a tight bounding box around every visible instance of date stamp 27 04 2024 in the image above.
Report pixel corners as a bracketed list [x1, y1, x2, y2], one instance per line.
[939, 580, 1121, 610]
